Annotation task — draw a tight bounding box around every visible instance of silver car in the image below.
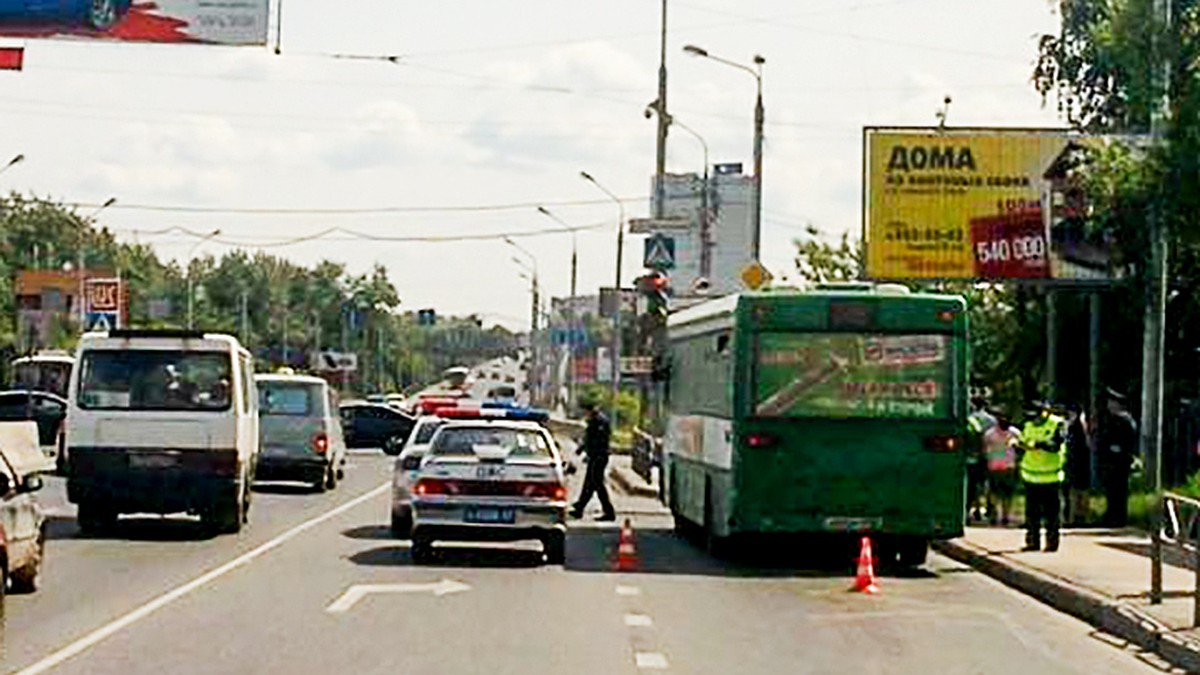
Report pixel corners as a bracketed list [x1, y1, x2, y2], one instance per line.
[255, 374, 346, 492]
[390, 415, 447, 537]
[410, 420, 568, 564]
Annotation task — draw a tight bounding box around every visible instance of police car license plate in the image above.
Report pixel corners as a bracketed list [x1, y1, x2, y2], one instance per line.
[465, 507, 516, 524]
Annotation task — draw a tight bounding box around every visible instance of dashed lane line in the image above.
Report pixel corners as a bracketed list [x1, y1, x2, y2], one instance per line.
[624, 614, 654, 627]
[635, 652, 670, 670]
[15, 481, 391, 675]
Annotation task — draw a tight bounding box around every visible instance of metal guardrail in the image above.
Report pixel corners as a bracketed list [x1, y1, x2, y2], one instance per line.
[1158, 492, 1200, 626]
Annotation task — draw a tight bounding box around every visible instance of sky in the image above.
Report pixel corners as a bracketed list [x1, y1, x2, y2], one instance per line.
[0, 0, 1065, 331]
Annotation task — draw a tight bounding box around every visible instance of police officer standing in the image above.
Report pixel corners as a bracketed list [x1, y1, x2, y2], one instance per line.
[1020, 401, 1067, 552]
[571, 401, 617, 521]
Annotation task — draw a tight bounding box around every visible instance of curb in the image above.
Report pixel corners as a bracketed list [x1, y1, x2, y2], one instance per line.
[933, 539, 1200, 673]
[608, 464, 659, 499]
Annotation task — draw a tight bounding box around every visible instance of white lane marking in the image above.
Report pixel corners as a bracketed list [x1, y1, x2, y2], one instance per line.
[325, 580, 471, 614]
[624, 614, 654, 628]
[635, 652, 670, 670]
[16, 481, 390, 675]
[615, 585, 642, 597]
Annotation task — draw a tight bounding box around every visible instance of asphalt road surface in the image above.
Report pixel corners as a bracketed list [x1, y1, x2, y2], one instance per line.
[0, 450, 1174, 674]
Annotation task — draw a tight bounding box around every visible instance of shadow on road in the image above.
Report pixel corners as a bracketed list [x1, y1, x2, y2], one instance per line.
[349, 544, 544, 569]
[45, 514, 219, 542]
[342, 525, 394, 541]
[252, 482, 321, 496]
[563, 525, 939, 580]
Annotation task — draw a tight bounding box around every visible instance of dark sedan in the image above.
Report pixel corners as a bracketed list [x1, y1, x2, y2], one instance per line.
[339, 401, 416, 455]
[0, 390, 66, 467]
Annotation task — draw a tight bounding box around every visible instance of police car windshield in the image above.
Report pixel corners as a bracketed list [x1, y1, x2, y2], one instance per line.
[431, 427, 550, 458]
[414, 419, 446, 444]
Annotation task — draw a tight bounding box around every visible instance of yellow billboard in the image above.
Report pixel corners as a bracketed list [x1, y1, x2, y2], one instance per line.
[863, 128, 1116, 281]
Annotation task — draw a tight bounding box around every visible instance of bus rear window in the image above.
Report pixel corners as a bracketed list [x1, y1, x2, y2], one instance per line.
[79, 350, 233, 412]
[754, 333, 953, 419]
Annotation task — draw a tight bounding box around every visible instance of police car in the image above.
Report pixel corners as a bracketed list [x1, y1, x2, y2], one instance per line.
[409, 414, 568, 564]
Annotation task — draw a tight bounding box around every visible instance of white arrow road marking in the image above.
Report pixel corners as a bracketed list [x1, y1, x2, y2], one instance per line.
[325, 579, 472, 614]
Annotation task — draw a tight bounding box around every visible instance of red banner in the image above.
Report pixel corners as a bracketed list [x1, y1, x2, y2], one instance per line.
[0, 47, 23, 71]
[970, 209, 1050, 279]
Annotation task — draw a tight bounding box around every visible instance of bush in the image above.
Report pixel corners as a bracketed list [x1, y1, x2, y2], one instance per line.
[575, 383, 641, 431]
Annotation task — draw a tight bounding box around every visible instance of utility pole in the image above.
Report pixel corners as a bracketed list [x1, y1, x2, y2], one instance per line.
[654, 0, 669, 220]
[1148, 0, 1171, 605]
[240, 291, 249, 345]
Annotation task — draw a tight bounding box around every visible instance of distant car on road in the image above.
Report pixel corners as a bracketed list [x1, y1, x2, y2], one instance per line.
[409, 420, 568, 564]
[255, 373, 346, 492]
[390, 415, 448, 537]
[0, 0, 132, 30]
[339, 401, 415, 455]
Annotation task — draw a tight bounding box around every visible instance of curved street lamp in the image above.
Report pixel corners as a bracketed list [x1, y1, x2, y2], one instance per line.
[684, 44, 765, 260]
[579, 170, 625, 428]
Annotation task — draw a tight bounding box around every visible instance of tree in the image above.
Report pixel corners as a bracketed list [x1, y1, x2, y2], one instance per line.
[793, 226, 862, 283]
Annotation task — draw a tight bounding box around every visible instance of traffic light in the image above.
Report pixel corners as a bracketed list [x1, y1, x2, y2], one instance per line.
[636, 271, 670, 319]
[635, 272, 670, 356]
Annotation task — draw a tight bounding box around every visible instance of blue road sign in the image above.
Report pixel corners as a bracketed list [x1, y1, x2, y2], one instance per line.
[644, 234, 676, 270]
[85, 312, 118, 332]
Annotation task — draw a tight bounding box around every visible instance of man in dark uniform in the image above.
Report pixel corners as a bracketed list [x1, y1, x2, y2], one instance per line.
[571, 401, 616, 521]
[1098, 388, 1137, 528]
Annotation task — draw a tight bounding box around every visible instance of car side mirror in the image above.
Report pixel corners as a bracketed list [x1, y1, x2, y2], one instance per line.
[23, 475, 43, 493]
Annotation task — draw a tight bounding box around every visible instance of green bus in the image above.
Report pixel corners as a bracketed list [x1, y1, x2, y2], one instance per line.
[662, 284, 968, 566]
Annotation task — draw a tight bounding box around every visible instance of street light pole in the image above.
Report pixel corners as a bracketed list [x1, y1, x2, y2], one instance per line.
[506, 237, 541, 405]
[186, 229, 221, 330]
[580, 171, 624, 430]
[537, 206, 580, 410]
[0, 153, 24, 176]
[78, 197, 117, 329]
[683, 45, 765, 261]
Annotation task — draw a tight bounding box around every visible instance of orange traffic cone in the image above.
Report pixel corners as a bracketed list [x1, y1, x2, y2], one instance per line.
[617, 518, 638, 572]
[852, 536, 880, 594]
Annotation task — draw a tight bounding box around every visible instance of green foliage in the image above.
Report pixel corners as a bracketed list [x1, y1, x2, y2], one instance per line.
[575, 382, 641, 431]
[0, 193, 518, 394]
[793, 227, 862, 283]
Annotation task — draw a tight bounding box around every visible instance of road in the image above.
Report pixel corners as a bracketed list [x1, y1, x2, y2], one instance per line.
[0, 449, 1172, 674]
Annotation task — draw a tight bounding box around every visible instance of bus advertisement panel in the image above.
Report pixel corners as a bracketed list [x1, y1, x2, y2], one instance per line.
[755, 333, 951, 419]
[863, 128, 1123, 282]
[0, 0, 269, 45]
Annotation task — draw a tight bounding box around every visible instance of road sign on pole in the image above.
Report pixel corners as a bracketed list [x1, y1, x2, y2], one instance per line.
[740, 262, 773, 290]
[644, 234, 676, 270]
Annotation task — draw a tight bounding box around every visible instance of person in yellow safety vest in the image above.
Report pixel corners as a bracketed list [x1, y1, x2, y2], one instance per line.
[1020, 401, 1067, 552]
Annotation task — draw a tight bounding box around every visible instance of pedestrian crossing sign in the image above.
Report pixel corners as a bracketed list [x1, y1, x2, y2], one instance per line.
[643, 234, 675, 270]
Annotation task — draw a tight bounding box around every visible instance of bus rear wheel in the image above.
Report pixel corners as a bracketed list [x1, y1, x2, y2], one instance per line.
[897, 538, 928, 568]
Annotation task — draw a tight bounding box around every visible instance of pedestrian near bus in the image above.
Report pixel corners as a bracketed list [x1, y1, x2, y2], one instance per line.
[983, 409, 1021, 526]
[1020, 401, 1066, 552]
[1062, 402, 1093, 526]
[571, 401, 616, 521]
[967, 396, 997, 522]
[1098, 388, 1137, 528]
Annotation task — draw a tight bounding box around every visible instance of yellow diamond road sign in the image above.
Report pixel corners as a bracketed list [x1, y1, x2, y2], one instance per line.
[741, 262, 773, 290]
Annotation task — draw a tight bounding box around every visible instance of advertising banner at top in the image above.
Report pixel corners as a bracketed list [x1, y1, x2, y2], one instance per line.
[863, 128, 1122, 282]
[0, 1, 270, 46]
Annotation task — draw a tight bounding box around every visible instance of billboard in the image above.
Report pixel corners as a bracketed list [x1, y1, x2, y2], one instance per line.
[0, 1, 269, 45]
[755, 333, 952, 419]
[864, 128, 1121, 282]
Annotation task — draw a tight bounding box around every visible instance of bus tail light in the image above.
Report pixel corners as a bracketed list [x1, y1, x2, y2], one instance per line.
[745, 433, 777, 449]
[311, 432, 329, 455]
[924, 435, 961, 452]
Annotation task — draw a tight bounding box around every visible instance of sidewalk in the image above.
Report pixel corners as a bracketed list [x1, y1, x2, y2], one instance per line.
[607, 454, 659, 499]
[937, 526, 1200, 672]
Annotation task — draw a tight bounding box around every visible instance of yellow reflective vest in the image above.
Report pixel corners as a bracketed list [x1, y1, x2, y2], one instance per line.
[1020, 414, 1066, 484]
